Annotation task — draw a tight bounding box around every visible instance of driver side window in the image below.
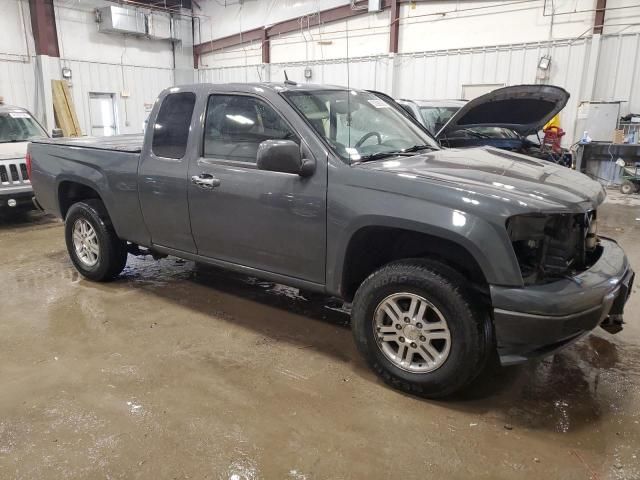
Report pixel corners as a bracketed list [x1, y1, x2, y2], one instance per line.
[203, 95, 298, 163]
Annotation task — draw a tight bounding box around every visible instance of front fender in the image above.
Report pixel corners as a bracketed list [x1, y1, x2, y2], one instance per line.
[325, 185, 523, 296]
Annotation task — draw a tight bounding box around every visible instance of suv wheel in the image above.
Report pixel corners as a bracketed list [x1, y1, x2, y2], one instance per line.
[351, 260, 491, 398]
[64, 200, 128, 281]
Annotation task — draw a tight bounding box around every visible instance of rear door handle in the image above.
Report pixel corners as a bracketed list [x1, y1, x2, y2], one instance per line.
[191, 174, 221, 190]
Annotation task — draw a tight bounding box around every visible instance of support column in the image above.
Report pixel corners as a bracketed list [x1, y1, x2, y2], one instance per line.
[261, 29, 270, 64]
[29, 0, 59, 57]
[582, 34, 602, 102]
[594, 0, 607, 35]
[34, 56, 60, 133]
[29, 0, 60, 132]
[571, 34, 602, 142]
[173, 9, 196, 85]
[389, 0, 400, 54]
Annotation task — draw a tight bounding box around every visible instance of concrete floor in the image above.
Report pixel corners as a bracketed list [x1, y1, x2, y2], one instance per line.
[0, 191, 639, 480]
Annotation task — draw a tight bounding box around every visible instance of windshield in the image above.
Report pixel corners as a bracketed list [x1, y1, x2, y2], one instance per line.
[419, 106, 459, 134]
[0, 112, 47, 143]
[283, 89, 439, 162]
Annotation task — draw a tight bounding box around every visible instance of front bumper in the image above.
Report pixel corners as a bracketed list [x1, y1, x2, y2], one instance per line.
[491, 238, 634, 365]
[0, 188, 34, 210]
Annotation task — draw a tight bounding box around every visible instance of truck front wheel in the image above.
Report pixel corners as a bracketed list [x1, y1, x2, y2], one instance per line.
[351, 260, 491, 398]
[64, 200, 128, 282]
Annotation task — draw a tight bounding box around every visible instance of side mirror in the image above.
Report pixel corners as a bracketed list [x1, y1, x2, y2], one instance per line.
[51, 128, 63, 138]
[257, 139, 315, 177]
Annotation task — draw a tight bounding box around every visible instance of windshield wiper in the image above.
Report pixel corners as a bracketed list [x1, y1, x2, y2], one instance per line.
[358, 151, 404, 162]
[358, 144, 436, 162]
[460, 128, 491, 139]
[401, 144, 435, 153]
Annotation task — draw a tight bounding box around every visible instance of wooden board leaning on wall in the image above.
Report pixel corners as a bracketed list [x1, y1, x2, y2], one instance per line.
[52, 80, 82, 137]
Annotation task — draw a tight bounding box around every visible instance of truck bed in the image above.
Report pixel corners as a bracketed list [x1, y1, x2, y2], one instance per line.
[29, 133, 148, 245]
[32, 134, 144, 153]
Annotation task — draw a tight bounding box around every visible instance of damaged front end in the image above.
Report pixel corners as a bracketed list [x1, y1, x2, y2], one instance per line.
[492, 211, 633, 363]
[507, 210, 599, 285]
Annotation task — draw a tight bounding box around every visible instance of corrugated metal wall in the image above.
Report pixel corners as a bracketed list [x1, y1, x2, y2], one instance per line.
[1, 57, 173, 135]
[394, 38, 593, 144]
[0, 57, 36, 111]
[198, 56, 391, 92]
[594, 33, 640, 115]
[198, 38, 592, 143]
[63, 60, 174, 135]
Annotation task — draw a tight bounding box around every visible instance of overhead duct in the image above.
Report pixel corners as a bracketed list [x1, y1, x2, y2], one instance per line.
[147, 12, 173, 40]
[96, 6, 146, 36]
[95, 5, 178, 41]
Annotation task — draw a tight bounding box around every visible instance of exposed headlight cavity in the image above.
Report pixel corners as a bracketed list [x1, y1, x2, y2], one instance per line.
[506, 211, 600, 285]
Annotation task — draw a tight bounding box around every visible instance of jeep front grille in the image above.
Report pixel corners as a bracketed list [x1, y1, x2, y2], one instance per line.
[0, 161, 30, 185]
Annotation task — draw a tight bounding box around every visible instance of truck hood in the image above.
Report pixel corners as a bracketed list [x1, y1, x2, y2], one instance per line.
[436, 84, 570, 137]
[0, 141, 28, 161]
[359, 147, 604, 212]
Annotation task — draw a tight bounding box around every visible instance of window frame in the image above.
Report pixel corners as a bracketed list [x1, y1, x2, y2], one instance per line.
[201, 92, 301, 168]
[151, 91, 197, 160]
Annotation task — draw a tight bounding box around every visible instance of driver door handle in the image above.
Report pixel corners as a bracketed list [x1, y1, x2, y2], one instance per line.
[191, 174, 221, 190]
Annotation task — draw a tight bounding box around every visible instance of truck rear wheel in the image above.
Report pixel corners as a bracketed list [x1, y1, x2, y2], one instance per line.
[351, 260, 491, 398]
[64, 200, 128, 282]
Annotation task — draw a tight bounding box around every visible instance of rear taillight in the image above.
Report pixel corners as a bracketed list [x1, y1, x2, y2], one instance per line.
[25, 151, 32, 178]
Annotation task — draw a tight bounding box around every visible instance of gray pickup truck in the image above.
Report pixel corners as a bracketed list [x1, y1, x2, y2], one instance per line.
[29, 83, 634, 397]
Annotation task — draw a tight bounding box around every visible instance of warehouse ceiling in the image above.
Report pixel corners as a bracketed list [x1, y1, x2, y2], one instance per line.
[121, 0, 192, 12]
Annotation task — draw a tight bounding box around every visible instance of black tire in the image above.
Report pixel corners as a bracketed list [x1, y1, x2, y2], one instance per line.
[620, 180, 636, 195]
[351, 260, 491, 398]
[64, 200, 128, 281]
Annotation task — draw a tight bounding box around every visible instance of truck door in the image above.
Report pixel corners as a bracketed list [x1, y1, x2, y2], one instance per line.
[139, 91, 197, 252]
[188, 93, 327, 284]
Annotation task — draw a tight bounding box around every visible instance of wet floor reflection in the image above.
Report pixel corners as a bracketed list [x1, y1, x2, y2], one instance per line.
[109, 252, 640, 438]
[1, 199, 639, 478]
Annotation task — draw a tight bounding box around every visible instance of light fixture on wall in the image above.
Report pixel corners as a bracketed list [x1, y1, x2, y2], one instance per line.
[538, 55, 551, 71]
[537, 55, 551, 80]
[61, 67, 72, 79]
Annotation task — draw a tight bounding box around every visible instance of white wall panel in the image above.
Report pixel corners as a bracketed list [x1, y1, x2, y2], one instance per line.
[0, 59, 37, 112]
[195, 0, 350, 43]
[198, 64, 265, 83]
[270, 11, 390, 63]
[0, 0, 36, 111]
[64, 60, 173, 135]
[603, 0, 640, 35]
[198, 55, 390, 92]
[394, 39, 592, 143]
[399, 0, 596, 53]
[0, 0, 34, 57]
[199, 43, 263, 69]
[54, 0, 174, 69]
[594, 33, 640, 115]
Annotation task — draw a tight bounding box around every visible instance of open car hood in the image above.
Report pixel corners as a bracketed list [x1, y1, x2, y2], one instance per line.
[436, 84, 570, 138]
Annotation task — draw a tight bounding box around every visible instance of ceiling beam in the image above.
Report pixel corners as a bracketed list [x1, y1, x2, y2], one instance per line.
[194, 0, 393, 63]
[29, 0, 60, 57]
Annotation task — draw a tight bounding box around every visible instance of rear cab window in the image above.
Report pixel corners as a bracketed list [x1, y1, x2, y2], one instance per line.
[152, 92, 196, 159]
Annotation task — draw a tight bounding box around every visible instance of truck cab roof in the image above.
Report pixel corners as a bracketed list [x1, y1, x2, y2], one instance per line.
[170, 82, 360, 94]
